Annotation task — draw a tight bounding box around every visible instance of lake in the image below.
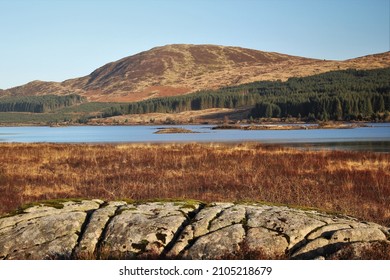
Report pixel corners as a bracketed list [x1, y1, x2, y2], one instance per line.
[0, 124, 389, 152]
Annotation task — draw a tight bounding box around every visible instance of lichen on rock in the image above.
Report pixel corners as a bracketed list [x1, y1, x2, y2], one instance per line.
[0, 200, 388, 260]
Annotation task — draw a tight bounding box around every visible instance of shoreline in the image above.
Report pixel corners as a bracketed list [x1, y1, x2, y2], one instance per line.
[211, 123, 369, 130]
[0, 120, 386, 128]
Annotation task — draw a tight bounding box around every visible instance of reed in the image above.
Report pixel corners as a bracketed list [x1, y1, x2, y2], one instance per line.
[0, 143, 389, 226]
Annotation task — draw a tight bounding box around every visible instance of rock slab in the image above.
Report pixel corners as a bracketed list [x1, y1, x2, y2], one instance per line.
[0, 200, 389, 260]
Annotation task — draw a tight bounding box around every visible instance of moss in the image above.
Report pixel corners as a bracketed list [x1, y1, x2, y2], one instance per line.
[139, 198, 202, 204]
[115, 198, 135, 204]
[1, 198, 87, 218]
[115, 206, 136, 215]
[130, 198, 202, 210]
[175, 200, 202, 210]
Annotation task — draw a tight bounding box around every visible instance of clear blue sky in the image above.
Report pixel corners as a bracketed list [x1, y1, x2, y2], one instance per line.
[0, 0, 389, 89]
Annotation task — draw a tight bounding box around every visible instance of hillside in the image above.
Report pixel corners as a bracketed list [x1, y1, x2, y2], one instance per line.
[91, 67, 390, 123]
[2, 44, 390, 102]
[0, 67, 389, 124]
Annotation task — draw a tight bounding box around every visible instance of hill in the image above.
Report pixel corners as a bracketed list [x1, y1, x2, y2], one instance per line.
[93, 67, 390, 123]
[2, 44, 390, 102]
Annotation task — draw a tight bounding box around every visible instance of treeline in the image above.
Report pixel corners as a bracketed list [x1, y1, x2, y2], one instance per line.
[100, 67, 390, 121]
[0, 94, 84, 113]
[248, 68, 390, 121]
[250, 92, 387, 121]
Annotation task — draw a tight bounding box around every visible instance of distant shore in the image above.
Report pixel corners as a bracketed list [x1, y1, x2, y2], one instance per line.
[211, 122, 370, 130]
[0, 120, 382, 129]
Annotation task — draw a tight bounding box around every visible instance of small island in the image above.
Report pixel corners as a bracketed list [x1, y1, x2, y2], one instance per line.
[154, 127, 198, 134]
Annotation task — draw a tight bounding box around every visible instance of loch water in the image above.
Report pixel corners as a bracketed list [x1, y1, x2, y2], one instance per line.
[0, 123, 389, 152]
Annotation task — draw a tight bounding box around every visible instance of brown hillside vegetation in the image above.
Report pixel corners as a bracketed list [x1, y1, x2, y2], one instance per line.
[2, 45, 390, 102]
[0, 143, 389, 226]
[91, 107, 249, 124]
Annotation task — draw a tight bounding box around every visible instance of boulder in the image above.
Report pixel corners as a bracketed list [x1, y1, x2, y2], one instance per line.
[0, 200, 388, 260]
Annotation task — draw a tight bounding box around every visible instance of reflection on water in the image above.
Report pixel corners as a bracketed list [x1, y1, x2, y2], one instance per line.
[0, 123, 389, 152]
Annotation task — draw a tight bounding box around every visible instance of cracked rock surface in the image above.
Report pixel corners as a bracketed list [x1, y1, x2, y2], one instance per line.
[0, 200, 389, 259]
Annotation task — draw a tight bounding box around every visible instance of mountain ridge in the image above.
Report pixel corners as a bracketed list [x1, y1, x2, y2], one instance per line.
[2, 44, 390, 102]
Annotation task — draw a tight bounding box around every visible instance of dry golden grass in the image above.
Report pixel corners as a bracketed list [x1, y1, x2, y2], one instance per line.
[328, 241, 390, 260]
[0, 143, 389, 226]
[91, 108, 246, 124]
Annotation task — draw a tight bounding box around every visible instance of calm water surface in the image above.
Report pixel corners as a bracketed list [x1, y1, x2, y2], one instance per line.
[0, 124, 389, 152]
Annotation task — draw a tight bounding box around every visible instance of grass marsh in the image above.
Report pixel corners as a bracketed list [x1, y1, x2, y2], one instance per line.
[0, 143, 389, 226]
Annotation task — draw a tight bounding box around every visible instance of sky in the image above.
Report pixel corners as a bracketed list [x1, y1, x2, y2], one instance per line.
[0, 0, 389, 89]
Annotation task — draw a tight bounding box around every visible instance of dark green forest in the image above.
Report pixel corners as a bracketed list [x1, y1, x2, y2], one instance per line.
[247, 68, 390, 121]
[101, 67, 390, 121]
[0, 94, 84, 113]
